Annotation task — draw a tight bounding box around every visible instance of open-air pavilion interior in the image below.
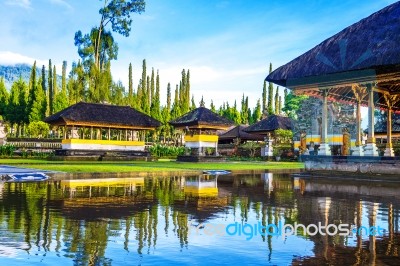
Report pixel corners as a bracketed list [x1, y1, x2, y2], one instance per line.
[267, 2, 400, 158]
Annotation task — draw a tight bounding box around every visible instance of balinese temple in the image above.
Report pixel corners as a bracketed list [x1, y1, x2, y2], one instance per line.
[45, 102, 161, 154]
[265, 2, 400, 173]
[218, 125, 264, 144]
[169, 106, 234, 156]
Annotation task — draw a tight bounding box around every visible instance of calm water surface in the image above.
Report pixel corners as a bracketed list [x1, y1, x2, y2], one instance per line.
[0, 171, 400, 265]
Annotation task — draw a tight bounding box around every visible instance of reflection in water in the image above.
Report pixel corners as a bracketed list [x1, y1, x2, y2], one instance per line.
[0, 173, 399, 265]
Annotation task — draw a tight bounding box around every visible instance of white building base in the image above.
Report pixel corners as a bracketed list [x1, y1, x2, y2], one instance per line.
[352, 146, 364, 156]
[318, 143, 331, 156]
[384, 147, 395, 157]
[364, 143, 379, 156]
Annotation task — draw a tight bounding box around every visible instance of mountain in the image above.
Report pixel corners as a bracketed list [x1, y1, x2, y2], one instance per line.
[0, 63, 61, 90]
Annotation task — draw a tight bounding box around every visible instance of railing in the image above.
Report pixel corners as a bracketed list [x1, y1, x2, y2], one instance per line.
[6, 138, 62, 150]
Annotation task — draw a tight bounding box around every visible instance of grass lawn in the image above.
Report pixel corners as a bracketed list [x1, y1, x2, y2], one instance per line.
[0, 159, 304, 173]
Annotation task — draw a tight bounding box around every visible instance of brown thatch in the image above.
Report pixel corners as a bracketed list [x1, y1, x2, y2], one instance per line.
[244, 115, 293, 134]
[44, 102, 161, 129]
[267, 2, 400, 87]
[218, 125, 265, 142]
[169, 107, 234, 129]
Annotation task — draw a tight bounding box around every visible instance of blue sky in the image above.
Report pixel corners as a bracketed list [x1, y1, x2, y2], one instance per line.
[0, 0, 397, 107]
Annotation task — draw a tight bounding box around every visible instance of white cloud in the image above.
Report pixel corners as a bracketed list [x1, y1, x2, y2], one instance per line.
[0, 51, 48, 66]
[5, 0, 31, 9]
[49, 0, 73, 10]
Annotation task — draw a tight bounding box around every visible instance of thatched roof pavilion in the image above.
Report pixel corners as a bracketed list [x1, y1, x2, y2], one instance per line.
[218, 125, 265, 144]
[244, 115, 293, 135]
[266, 2, 400, 157]
[45, 102, 161, 129]
[169, 107, 233, 130]
[45, 102, 161, 152]
[169, 107, 234, 156]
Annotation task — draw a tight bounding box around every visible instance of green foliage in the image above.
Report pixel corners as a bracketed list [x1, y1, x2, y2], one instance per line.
[0, 144, 16, 157]
[26, 121, 50, 138]
[282, 91, 308, 119]
[267, 63, 274, 115]
[274, 128, 293, 144]
[0, 77, 9, 116]
[240, 141, 262, 157]
[149, 144, 185, 157]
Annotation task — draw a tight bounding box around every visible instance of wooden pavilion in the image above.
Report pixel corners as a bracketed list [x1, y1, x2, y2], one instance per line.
[169, 106, 234, 156]
[218, 125, 264, 144]
[267, 2, 400, 158]
[45, 102, 161, 152]
[245, 115, 293, 156]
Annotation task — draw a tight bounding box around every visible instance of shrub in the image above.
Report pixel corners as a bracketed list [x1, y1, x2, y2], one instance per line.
[26, 121, 50, 138]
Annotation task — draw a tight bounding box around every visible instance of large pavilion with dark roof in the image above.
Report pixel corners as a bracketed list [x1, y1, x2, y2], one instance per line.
[45, 102, 161, 151]
[267, 2, 400, 158]
[169, 106, 234, 156]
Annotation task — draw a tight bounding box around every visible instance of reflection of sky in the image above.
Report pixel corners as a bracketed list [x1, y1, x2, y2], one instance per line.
[1, 175, 400, 265]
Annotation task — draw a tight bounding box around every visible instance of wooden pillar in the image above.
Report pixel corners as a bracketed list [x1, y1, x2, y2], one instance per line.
[108, 127, 111, 140]
[318, 89, 331, 155]
[364, 84, 379, 156]
[383, 94, 399, 156]
[125, 129, 128, 141]
[90, 127, 93, 140]
[351, 85, 367, 156]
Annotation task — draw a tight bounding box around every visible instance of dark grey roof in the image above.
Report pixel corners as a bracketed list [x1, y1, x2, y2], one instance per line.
[267, 2, 400, 87]
[169, 107, 234, 128]
[44, 102, 161, 128]
[218, 125, 265, 141]
[244, 115, 293, 133]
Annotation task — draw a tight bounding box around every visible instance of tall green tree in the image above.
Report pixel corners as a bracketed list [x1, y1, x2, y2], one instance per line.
[150, 70, 161, 120]
[6, 78, 28, 134]
[282, 91, 308, 119]
[62, 61, 67, 93]
[128, 62, 133, 106]
[210, 100, 216, 113]
[267, 63, 274, 114]
[274, 86, 279, 114]
[262, 80, 267, 113]
[75, 0, 145, 70]
[0, 77, 9, 118]
[252, 99, 262, 123]
[48, 59, 54, 115]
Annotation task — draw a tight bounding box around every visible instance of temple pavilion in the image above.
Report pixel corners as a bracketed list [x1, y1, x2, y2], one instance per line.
[267, 2, 400, 158]
[169, 106, 234, 156]
[45, 102, 161, 152]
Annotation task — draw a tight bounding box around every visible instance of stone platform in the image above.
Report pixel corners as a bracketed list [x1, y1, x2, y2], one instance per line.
[300, 155, 400, 176]
[52, 149, 150, 161]
[177, 155, 227, 162]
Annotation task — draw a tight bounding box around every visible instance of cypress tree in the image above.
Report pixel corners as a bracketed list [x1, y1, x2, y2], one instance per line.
[53, 65, 58, 97]
[274, 86, 279, 114]
[166, 82, 171, 112]
[267, 63, 274, 114]
[278, 96, 282, 114]
[252, 99, 262, 123]
[150, 68, 155, 105]
[150, 70, 161, 119]
[191, 95, 196, 110]
[62, 61, 67, 93]
[262, 80, 267, 113]
[141, 59, 146, 104]
[41, 65, 46, 93]
[210, 100, 216, 113]
[48, 59, 53, 114]
[128, 63, 133, 106]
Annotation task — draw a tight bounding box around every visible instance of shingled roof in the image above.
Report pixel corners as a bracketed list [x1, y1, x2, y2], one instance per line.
[267, 2, 400, 87]
[44, 102, 161, 129]
[169, 107, 234, 129]
[244, 115, 293, 134]
[219, 125, 265, 141]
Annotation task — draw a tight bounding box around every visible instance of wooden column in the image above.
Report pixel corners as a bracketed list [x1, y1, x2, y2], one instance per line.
[351, 85, 368, 156]
[383, 94, 399, 156]
[364, 84, 379, 156]
[318, 89, 331, 155]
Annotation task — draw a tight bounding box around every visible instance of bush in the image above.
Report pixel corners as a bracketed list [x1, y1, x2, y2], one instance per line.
[149, 143, 186, 157]
[0, 144, 16, 157]
[26, 121, 50, 138]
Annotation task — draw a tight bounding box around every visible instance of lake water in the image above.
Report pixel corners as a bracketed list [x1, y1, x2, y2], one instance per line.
[0, 171, 399, 265]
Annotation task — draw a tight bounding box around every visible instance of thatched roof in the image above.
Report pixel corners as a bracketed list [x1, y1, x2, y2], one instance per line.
[169, 107, 234, 129]
[267, 2, 400, 87]
[44, 102, 161, 129]
[244, 115, 293, 134]
[218, 125, 265, 141]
